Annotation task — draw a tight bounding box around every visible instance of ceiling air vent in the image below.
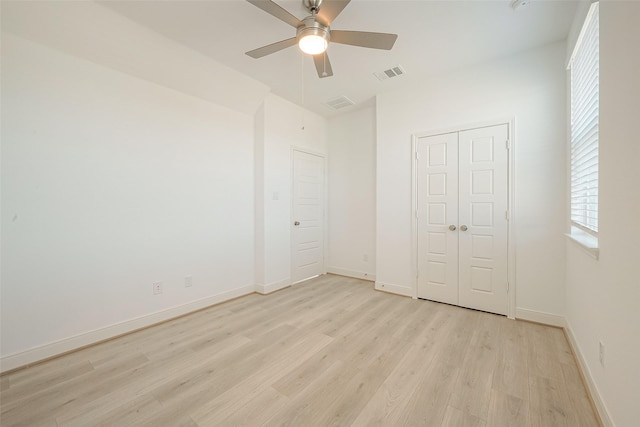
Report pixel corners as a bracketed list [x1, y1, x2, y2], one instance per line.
[324, 96, 355, 110]
[374, 65, 406, 81]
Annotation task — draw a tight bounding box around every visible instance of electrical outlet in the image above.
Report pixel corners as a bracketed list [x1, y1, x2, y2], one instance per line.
[599, 341, 605, 366]
[153, 282, 162, 295]
[185, 275, 193, 288]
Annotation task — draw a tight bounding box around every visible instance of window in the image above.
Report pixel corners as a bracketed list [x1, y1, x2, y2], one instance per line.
[568, 1, 599, 252]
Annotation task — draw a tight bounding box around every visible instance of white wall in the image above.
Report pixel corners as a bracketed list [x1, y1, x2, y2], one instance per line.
[327, 106, 376, 281]
[0, 1, 328, 370]
[254, 95, 328, 293]
[0, 34, 256, 366]
[1, 1, 269, 115]
[565, 2, 640, 426]
[376, 42, 567, 318]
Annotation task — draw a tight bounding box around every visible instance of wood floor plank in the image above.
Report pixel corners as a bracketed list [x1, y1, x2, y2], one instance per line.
[565, 384, 601, 427]
[390, 297, 441, 342]
[0, 352, 150, 425]
[442, 405, 487, 427]
[351, 306, 449, 426]
[271, 340, 345, 398]
[395, 307, 474, 426]
[560, 362, 601, 427]
[552, 328, 577, 366]
[189, 332, 333, 424]
[150, 325, 298, 407]
[47, 334, 249, 424]
[486, 388, 530, 427]
[212, 386, 290, 427]
[241, 284, 356, 339]
[560, 360, 585, 391]
[529, 375, 577, 427]
[0, 275, 601, 427]
[138, 412, 200, 427]
[492, 320, 529, 403]
[263, 359, 356, 427]
[2, 359, 94, 405]
[319, 291, 391, 338]
[57, 393, 163, 426]
[526, 322, 565, 381]
[310, 330, 414, 426]
[0, 375, 9, 392]
[446, 311, 502, 421]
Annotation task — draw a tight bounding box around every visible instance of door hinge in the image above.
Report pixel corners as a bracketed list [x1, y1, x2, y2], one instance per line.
[505, 210, 510, 220]
[415, 151, 419, 160]
[506, 139, 511, 150]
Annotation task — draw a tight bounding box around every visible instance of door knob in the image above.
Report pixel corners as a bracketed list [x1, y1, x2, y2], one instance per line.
[460, 225, 468, 231]
[449, 225, 456, 231]
[294, 221, 300, 226]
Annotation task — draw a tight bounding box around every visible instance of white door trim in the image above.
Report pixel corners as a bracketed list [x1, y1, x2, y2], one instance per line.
[290, 147, 327, 284]
[411, 118, 516, 319]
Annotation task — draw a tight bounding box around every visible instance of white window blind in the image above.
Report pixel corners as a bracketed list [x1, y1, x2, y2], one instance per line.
[569, 2, 599, 233]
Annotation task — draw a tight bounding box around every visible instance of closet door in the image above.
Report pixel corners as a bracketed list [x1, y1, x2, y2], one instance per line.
[416, 132, 459, 305]
[458, 125, 509, 315]
[416, 124, 509, 315]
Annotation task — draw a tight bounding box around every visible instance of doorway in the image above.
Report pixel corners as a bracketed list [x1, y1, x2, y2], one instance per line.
[415, 123, 510, 315]
[291, 149, 325, 284]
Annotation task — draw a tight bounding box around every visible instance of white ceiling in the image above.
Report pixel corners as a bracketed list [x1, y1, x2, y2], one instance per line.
[99, 0, 579, 117]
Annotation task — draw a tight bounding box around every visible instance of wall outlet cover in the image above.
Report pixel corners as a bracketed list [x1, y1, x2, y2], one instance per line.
[153, 282, 162, 295]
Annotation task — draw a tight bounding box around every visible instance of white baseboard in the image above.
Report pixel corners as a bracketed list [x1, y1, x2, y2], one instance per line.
[0, 284, 255, 373]
[374, 281, 412, 297]
[515, 307, 566, 327]
[564, 321, 614, 427]
[327, 267, 375, 282]
[255, 278, 290, 295]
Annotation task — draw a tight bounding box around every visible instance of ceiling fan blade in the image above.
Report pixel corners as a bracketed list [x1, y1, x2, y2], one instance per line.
[246, 0, 302, 28]
[330, 30, 398, 50]
[315, 0, 351, 27]
[245, 37, 298, 58]
[312, 52, 334, 78]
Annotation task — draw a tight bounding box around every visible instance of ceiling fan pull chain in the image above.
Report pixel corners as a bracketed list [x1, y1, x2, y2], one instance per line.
[323, 51, 328, 77]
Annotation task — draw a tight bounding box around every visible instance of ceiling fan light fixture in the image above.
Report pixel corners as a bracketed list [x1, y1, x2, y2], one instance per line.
[297, 17, 329, 55]
[299, 34, 328, 54]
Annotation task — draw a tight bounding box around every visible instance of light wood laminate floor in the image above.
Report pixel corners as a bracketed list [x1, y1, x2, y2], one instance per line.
[0, 274, 600, 426]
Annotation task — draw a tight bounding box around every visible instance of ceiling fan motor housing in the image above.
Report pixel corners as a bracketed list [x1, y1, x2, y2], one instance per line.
[297, 16, 330, 43]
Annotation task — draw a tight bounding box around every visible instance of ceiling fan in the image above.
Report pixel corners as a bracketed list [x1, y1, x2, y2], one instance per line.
[245, 0, 398, 78]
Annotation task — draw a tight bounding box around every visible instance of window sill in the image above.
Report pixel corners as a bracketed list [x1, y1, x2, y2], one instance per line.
[565, 232, 599, 260]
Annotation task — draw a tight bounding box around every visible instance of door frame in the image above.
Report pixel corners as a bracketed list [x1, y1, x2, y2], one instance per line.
[290, 146, 328, 284]
[411, 118, 516, 319]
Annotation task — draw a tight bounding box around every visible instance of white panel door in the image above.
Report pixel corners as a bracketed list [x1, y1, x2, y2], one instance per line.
[458, 125, 509, 314]
[416, 124, 509, 315]
[417, 132, 459, 305]
[292, 150, 324, 284]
